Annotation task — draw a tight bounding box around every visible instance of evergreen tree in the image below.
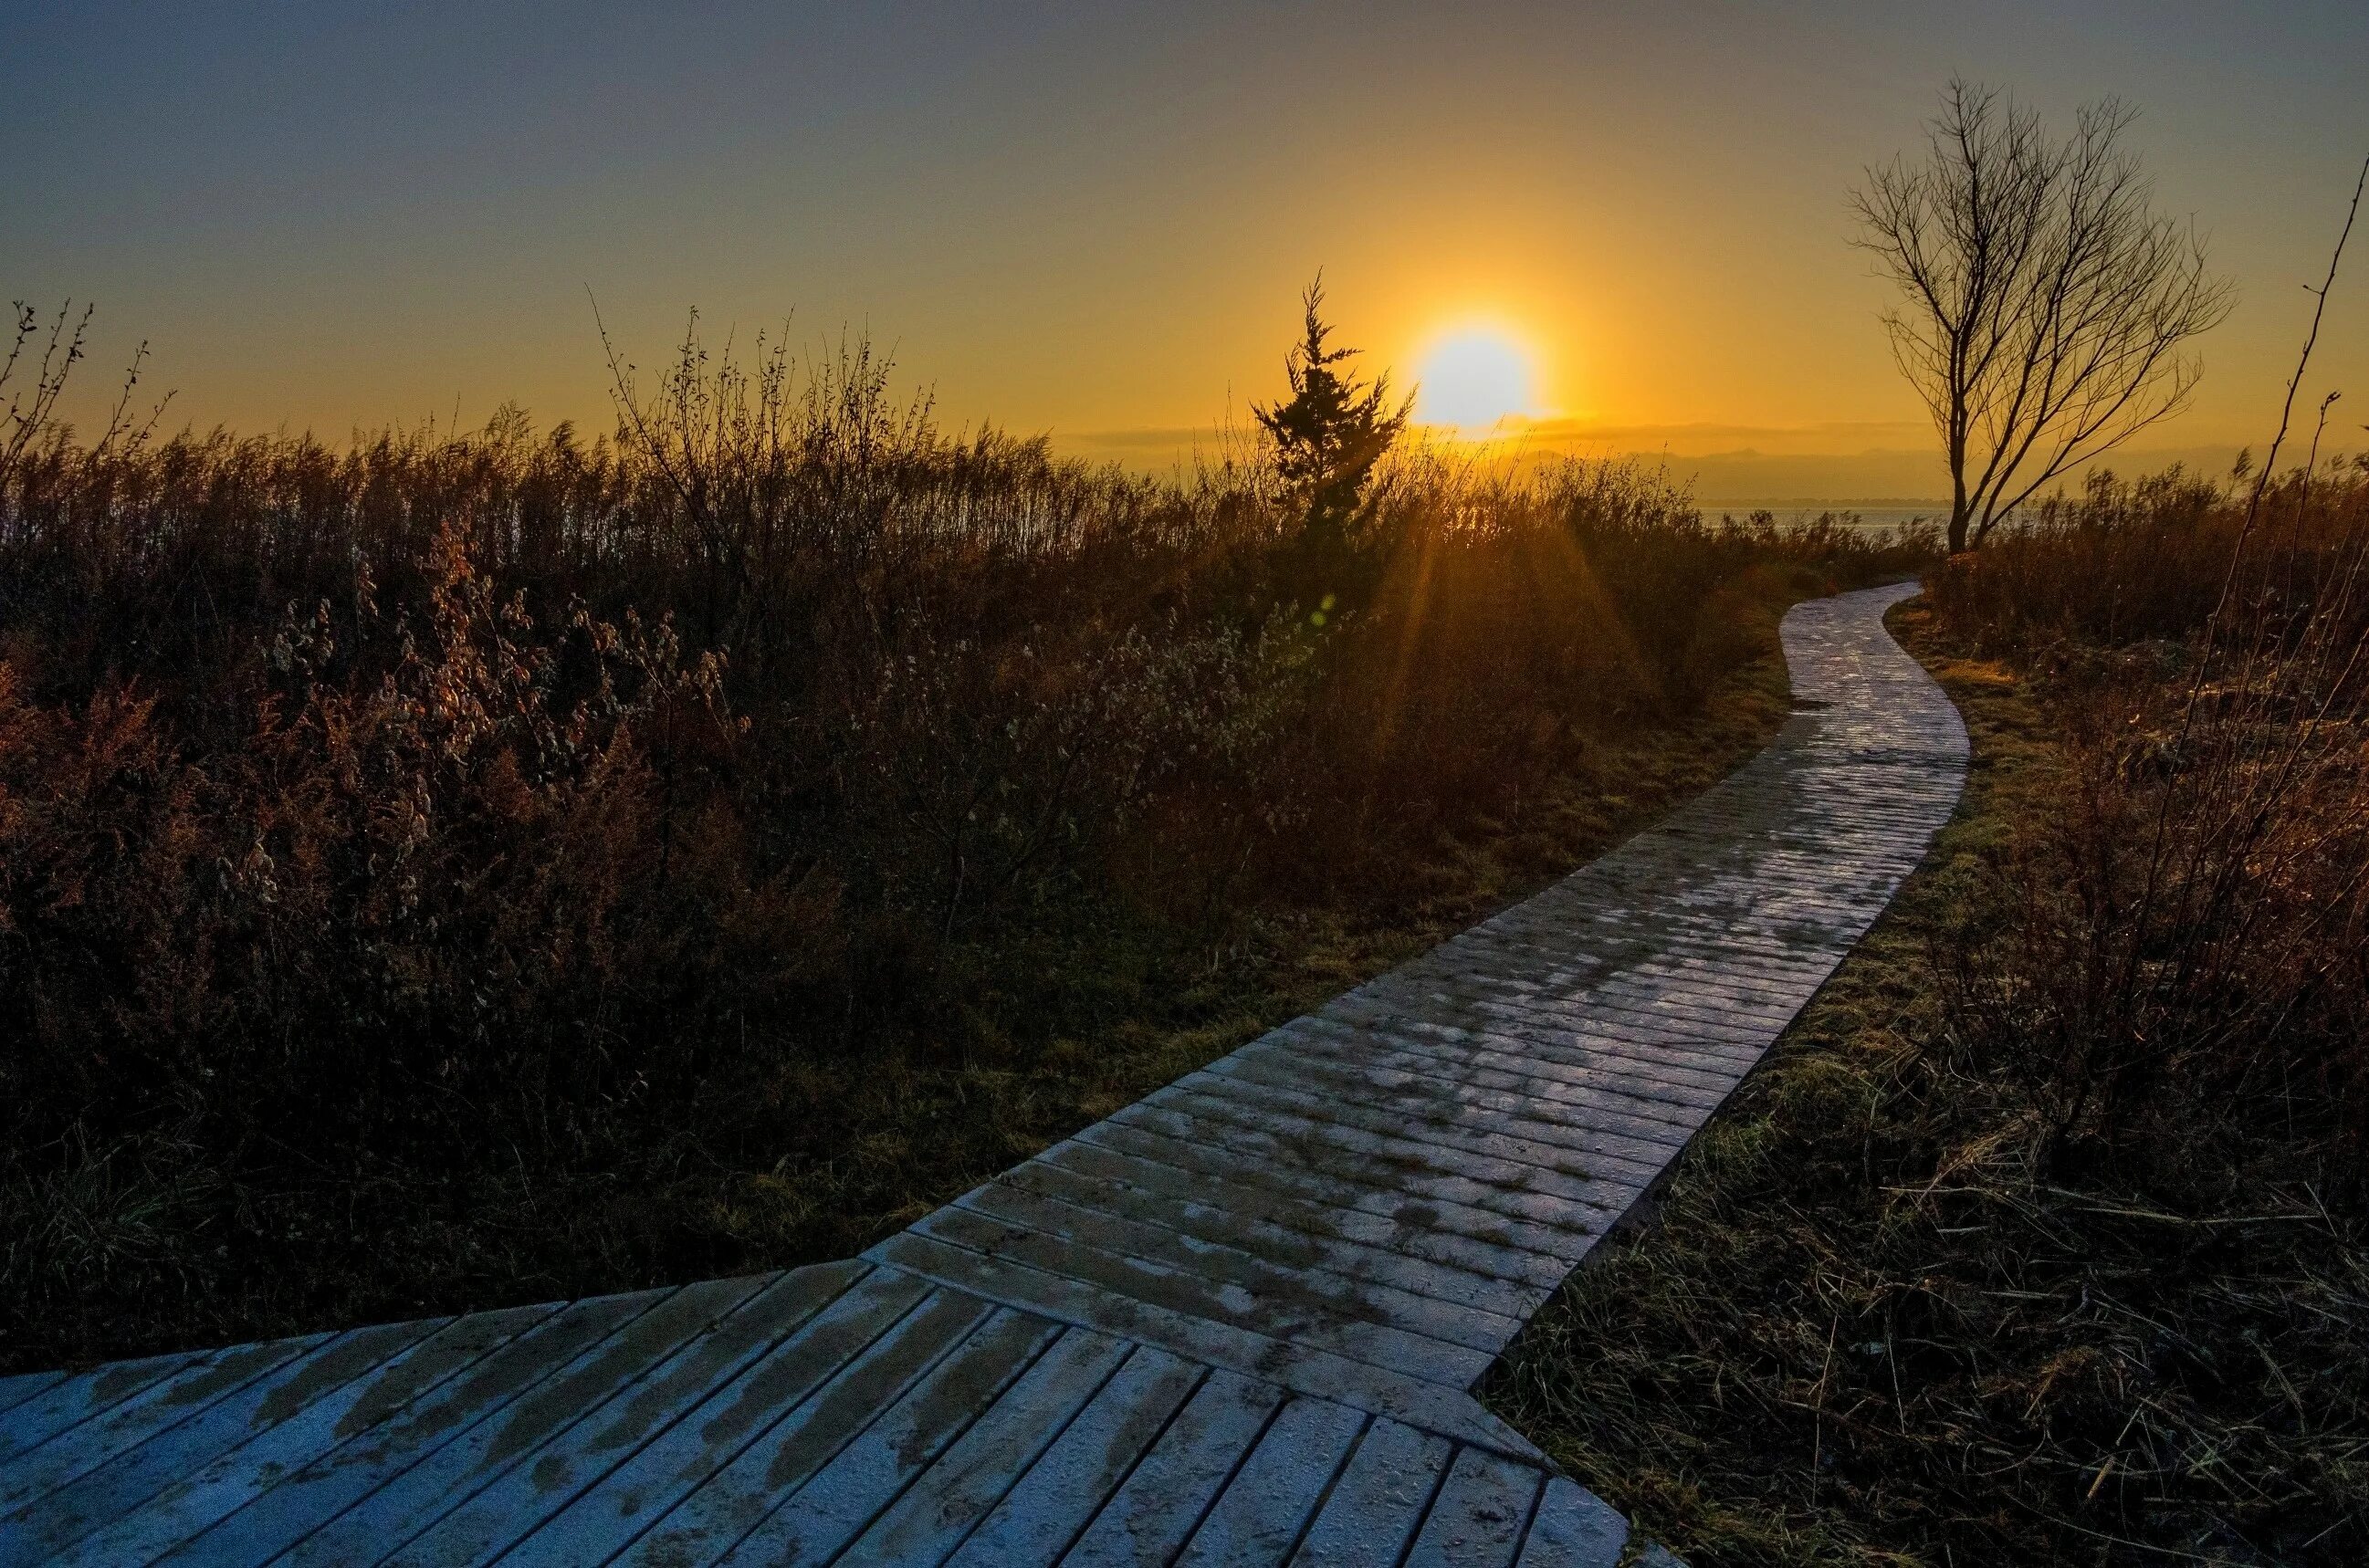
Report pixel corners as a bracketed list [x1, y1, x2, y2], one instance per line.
[1254, 274, 1411, 543]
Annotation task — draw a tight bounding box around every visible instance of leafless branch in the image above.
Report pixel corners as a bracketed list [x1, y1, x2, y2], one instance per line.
[1851, 81, 2235, 550]
[2, 299, 96, 474]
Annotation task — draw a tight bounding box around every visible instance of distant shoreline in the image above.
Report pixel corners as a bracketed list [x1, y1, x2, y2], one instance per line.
[1700, 497, 1949, 508]
[1699, 500, 1975, 533]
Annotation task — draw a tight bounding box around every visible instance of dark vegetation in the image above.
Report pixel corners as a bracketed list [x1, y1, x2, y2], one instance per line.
[0, 297, 1929, 1373]
[1487, 460, 2369, 1564]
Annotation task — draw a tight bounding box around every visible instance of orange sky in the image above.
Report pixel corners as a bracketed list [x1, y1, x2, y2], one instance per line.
[9, 3, 2365, 499]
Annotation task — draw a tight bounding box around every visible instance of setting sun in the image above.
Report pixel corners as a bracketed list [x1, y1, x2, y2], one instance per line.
[1414, 328, 1540, 432]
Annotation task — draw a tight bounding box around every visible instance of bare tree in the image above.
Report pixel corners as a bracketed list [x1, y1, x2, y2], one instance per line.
[1852, 80, 2234, 551]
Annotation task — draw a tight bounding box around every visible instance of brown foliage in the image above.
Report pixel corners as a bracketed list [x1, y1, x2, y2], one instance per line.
[1930, 464, 2369, 1178]
[0, 525, 837, 1168]
[0, 321, 1930, 1368]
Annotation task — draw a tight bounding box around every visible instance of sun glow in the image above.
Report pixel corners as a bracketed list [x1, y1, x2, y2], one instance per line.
[1414, 328, 1540, 433]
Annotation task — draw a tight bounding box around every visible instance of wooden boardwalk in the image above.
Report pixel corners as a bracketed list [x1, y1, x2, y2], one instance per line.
[0, 583, 1965, 1567]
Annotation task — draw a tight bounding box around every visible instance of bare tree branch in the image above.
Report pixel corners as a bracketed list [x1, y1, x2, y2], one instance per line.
[1850, 81, 2234, 550]
[2, 300, 95, 475]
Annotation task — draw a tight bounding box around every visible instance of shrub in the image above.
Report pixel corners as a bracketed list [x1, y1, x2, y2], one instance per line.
[1928, 463, 2369, 1182]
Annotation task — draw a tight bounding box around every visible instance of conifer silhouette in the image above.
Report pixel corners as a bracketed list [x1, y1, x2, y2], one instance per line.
[1255, 273, 1411, 545]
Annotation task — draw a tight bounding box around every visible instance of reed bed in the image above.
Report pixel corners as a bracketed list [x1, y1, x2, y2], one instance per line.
[0, 319, 1927, 1371]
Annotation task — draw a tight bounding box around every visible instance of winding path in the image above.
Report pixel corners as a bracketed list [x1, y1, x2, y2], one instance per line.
[0, 583, 1965, 1567]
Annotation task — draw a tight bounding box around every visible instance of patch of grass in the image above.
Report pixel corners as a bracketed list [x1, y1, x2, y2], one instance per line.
[1483, 598, 2369, 1567]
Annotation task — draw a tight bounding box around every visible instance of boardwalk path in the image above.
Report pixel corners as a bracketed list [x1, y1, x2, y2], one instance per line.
[0, 583, 1965, 1566]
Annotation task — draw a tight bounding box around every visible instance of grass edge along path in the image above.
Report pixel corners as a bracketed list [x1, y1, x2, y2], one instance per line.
[1481, 596, 2368, 1568]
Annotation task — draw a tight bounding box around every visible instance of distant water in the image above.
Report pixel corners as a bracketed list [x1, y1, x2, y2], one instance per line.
[1703, 503, 1951, 537]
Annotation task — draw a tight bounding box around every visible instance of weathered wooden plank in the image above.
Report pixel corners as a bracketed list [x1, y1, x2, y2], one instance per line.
[907, 1202, 1501, 1385]
[65, 1303, 561, 1568]
[1288, 1418, 1455, 1566]
[708, 1307, 1062, 1566]
[1016, 1143, 1544, 1318]
[1402, 979, 1729, 1028]
[1577, 979, 1808, 1030]
[1469, 993, 1770, 1052]
[1171, 1397, 1366, 1566]
[1107, 1100, 1618, 1242]
[151, 1295, 646, 1566]
[1057, 1370, 1287, 1566]
[1515, 952, 1829, 1013]
[1141, 1083, 1637, 1218]
[1266, 1019, 1723, 1124]
[1457, 919, 1826, 978]
[488, 1262, 925, 1568]
[1449, 926, 1830, 988]
[1208, 1050, 1690, 1170]
[371, 1267, 858, 1567]
[1272, 1031, 1732, 1136]
[0, 1373, 67, 1423]
[1513, 1476, 1630, 1566]
[1167, 1072, 1660, 1195]
[1462, 922, 1822, 977]
[1462, 939, 1830, 998]
[1453, 1006, 1766, 1070]
[0, 1351, 208, 1469]
[1065, 1132, 1582, 1288]
[840, 1325, 1131, 1564]
[1462, 925, 1823, 986]
[1417, 908, 1777, 967]
[1423, 1016, 1764, 1082]
[941, 1345, 1207, 1568]
[949, 1177, 1525, 1354]
[1288, 1058, 1700, 1165]
[0, 1333, 332, 1520]
[1310, 1007, 1759, 1092]
[865, 1239, 1539, 1453]
[1627, 956, 1840, 1006]
[608, 1286, 998, 1568]
[1401, 1447, 1546, 1568]
[273, 1280, 761, 1567]
[5, 1318, 441, 1566]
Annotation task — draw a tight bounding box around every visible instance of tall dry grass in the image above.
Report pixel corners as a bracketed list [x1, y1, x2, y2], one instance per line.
[0, 313, 1930, 1370]
[1930, 461, 2369, 1179]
